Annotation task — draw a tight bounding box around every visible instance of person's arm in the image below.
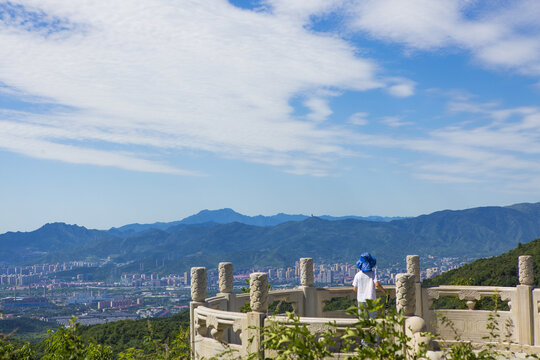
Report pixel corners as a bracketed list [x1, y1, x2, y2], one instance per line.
[375, 281, 387, 295]
[353, 286, 358, 293]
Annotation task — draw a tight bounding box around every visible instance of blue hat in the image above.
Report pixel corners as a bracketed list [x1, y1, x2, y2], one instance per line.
[356, 252, 376, 272]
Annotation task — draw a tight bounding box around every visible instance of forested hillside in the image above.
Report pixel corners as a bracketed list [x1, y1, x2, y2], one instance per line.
[423, 237, 540, 287]
[0, 311, 190, 357]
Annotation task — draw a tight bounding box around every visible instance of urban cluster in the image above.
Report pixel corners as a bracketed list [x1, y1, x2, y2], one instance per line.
[0, 256, 465, 326]
[0, 261, 99, 286]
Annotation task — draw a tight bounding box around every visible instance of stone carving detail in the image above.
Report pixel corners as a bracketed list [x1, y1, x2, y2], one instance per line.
[210, 327, 224, 340]
[218, 262, 233, 293]
[195, 317, 207, 336]
[458, 290, 481, 301]
[191, 267, 207, 302]
[250, 272, 269, 312]
[195, 323, 206, 336]
[427, 289, 440, 300]
[466, 300, 476, 310]
[396, 273, 415, 316]
[519, 255, 534, 285]
[406, 255, 420, 282]
[500, 291, 513, 303]
[233, 319, 243, 333]
[300, 258, 314, 286]
[206, 315, 219, 330]
[307, 323, 334, 334]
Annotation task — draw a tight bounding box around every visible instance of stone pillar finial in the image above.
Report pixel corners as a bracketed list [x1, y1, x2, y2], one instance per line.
[300, 258, 314, 286]
[407, 255, 420, 283]
[396, 273, 415, 316]
[191, 267, 207, 302]
[250, 272, 268, 312]
[218, 262, 233, 293]
[519, 255, 534, 286]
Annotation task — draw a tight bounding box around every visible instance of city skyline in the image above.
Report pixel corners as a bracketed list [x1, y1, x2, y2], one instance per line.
[2, 1, 540, 233]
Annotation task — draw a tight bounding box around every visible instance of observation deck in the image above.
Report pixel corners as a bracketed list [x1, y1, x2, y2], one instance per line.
[189, 256, 540, 359]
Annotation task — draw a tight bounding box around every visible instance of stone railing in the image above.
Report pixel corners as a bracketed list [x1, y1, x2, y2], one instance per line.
[190, 256, 539, 359]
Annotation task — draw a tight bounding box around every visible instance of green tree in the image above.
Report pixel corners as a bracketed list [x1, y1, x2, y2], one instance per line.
[43, 318, 113, 360]
[0, 335, 34, 360]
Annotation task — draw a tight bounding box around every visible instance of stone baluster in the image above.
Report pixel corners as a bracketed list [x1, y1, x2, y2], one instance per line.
[191, 267, 207, 302]
[219, 262, 233, 293]
[190, 267, 207, 359]
[397, 272, 435, 358]
[300, 257, 317, 316]
[516, 256, 534, 345]
[250, 272, 268, 312]
[300, 258, 314, 286]
[519, 255, 534, 286]
[246, 272, 268, 356]
[406, 255, 423, 317]
[406, 255, 420, 282]
[396, 273, 415, 316]
[218, 262, 235, 343]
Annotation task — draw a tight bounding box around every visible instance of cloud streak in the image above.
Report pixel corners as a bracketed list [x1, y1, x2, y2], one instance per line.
[0, 0, 396, 176]
[348, 0, 540, 75]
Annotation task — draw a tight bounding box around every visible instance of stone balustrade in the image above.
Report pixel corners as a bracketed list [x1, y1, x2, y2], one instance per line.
[190, 255, 539, 359]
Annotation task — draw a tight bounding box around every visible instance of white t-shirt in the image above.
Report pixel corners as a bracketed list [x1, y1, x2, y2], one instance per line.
[352, 269, 378, 303]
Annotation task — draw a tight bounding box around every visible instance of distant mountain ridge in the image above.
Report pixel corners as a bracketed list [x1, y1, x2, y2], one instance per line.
[108, 208, 405, 235]
[2, 202, 540, 273]
[0, 223, 114, 263]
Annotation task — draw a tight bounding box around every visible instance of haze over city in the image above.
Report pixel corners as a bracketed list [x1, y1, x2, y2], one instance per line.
[2, 1, 540, 233]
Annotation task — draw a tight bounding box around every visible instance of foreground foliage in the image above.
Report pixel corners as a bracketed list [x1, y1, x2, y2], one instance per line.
[248, 299, 426, 360]
[2, 300, 540, 359]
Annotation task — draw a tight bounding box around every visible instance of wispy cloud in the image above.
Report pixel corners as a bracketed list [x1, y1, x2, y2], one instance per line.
[352, 98, 540, 190]
[347, 0, 540, 75]
[385, 77, 416, 98]
[0, 0, 404, 176]
[348, 112, 369, 126]
[380, 116, 411, 127]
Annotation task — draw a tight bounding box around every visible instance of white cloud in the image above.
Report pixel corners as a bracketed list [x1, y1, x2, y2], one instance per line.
[348, 112, 368, 126]
[0, 120, 199, 175]
[304, 94, 334, 122]
[385, 78, 416, 98]
[0, 0, 389, 176]
[347, 0, 540, 75]
[380, 116, 411, 127]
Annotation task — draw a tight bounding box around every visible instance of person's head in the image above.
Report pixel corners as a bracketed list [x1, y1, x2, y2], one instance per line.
[356, 252, 376, 272]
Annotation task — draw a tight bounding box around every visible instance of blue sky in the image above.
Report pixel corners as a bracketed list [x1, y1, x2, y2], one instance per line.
[1, 0, 540, 233]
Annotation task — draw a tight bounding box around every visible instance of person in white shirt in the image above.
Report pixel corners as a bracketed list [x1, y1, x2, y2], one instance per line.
[352, 253, 387, 307]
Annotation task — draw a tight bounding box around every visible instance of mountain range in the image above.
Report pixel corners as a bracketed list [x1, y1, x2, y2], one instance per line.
[2, 203, 540, 276]
[108, 208, 405, 235]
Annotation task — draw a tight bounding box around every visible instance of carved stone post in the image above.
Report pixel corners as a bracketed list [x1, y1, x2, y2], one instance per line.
[250, 272, 268, 312]
[190, 267, 206, 359]
[519, 256, 534, 286]
[300, 258, 317, 316]
[517, 256, 534, 345]
[407, 255, 420, 282]
[191, 267, 207, 302]
[407, 255, 422, 317]
[300, 258, 314, 286]
[397, 272, 426, 359]
[396, 273, 415, 316]
[247, 272, 268, 357]
[218, 262, 235, 343]
[219, 262, 234, 293]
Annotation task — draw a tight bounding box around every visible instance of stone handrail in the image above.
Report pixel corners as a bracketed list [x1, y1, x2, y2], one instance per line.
[422, 285, 518, 344]
[267, 314, 359, 333]
[193, 305, 249, 358]
[189, 255, 539, 359]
